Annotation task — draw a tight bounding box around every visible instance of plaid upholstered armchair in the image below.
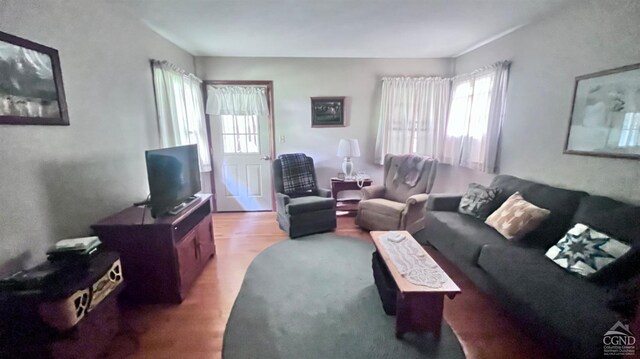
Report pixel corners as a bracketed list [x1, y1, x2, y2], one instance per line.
[355, 154, 438, 234]
[273, 154, 336, 238]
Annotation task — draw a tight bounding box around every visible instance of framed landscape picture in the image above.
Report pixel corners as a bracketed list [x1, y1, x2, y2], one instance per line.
[0, 30, 69, 125]
[311, 97, 345, 127]
[564, 63, 640, 159]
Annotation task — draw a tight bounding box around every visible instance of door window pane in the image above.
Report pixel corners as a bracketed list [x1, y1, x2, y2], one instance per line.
[222, 116, 235, 133]
[222, 134, 236, 153]
[247, 134, 259, 153]
[236, 116, 247, 134]
[220, 115, 260, 154]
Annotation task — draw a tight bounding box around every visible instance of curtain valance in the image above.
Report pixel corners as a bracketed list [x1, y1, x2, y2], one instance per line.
[206, 86, 269, 116]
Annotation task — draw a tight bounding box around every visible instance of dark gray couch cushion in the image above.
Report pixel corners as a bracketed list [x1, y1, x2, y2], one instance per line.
[489, 175, 589, 248]
[572, 196, 640, 285]
[419, 211, 507, 264]
[478, 245, 618, 359]
[426, 194, 462, 212]
[573, 195, 640, 245]
[286, 196, 335, 215]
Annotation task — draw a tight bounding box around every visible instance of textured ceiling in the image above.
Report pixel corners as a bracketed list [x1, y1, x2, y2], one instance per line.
[109, 0, 572, 58]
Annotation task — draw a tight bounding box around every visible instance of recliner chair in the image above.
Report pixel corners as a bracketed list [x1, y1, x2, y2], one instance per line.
[355, 154, 438, 234]
[273, 155, 337, 238]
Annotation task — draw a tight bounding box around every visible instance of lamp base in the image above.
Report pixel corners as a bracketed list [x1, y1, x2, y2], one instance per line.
[342, 157, 354, 180]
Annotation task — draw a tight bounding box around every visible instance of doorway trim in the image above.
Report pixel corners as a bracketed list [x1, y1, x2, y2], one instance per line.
[202, 80, 276, 212]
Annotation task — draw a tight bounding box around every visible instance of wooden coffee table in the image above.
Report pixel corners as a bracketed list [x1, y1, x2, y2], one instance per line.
[371, 231, 461, 338]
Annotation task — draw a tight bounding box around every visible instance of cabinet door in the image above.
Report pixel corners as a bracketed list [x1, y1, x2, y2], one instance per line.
[197, 215, 215, 262]
[175, 229, 200, 298]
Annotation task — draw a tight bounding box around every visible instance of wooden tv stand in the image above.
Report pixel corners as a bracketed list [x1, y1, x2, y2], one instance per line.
[91, 194, 215, 303]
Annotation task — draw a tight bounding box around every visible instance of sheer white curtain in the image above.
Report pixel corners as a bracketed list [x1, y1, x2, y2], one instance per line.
[205, 86, 269, 116]
[152, 60, 211, 172]
[442, 61, 510, 173]
[374, 77, 451, 164]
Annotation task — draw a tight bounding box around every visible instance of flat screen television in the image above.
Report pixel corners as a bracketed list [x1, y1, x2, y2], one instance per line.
[145, 144, 201, 218]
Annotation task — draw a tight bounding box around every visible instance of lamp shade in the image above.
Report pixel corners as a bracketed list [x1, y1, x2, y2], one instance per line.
[337, 139, 361, 157]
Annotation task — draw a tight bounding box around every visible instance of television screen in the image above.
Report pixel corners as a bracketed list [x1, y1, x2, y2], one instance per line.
[145, 144, 201, 218]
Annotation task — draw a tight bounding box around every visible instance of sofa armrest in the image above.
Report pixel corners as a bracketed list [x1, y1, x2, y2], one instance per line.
[406, 193, 430, 206]
[361, 185, 386, 200]
[426, 194, 462, 212]
[403, 194, 430, 234]
[276, 192, 291, 205]
[275, 192, 291, 214]
[317, 188, 332, 198]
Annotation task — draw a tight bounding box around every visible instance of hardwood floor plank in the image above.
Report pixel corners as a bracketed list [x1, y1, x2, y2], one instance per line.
[111, 212, 551, 359]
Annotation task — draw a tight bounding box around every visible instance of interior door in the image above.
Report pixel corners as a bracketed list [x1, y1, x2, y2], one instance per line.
[211, 113, 273, 211]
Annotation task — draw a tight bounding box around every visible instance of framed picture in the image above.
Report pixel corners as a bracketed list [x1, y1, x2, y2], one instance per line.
[564, 63, 640, 159]
[0, 30, 69, 126]
[311, 97, 345, 127]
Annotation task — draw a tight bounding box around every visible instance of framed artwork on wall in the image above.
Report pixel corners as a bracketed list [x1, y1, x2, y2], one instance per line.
[564, 63, 640, 159]
[311, 97, 345, 127]
[0, 30, 69, 126]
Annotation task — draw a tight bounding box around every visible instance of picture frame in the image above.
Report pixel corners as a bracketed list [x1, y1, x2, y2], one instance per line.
[0, 30, 69, 126]
[564, 63, 640, 159]
[311, 97, 345, 127]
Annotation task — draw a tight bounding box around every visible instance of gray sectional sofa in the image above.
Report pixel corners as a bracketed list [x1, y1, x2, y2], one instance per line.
[413, 175, 639, 359]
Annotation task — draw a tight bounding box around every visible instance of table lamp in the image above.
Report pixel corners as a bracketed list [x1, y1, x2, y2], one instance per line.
[337, 139, 360, 180]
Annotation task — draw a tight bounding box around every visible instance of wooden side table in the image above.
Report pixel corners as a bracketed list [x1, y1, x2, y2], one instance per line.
[330, 178, 372, 217]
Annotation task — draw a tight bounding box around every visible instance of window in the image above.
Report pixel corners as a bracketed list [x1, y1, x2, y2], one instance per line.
[152, 60, 211, 172]
[374, 77, 451, 163]
[443, 61, 510, 173]
[374, 61, 509, 171]
[618, 112, 640, 147]
[447, 75, 493, 139]
[221, 115, 260, 154]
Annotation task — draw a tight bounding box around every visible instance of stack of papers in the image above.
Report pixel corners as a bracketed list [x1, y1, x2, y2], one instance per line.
[48, 236, 101, 255]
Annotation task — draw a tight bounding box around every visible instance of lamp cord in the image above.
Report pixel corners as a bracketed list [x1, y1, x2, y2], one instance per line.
[356, 172, 365, 188]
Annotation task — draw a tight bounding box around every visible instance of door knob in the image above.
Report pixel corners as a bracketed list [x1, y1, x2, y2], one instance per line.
[260, 155, 271, 160]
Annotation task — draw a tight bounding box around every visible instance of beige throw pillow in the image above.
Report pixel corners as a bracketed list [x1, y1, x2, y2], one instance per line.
[485, 192, 551, 240]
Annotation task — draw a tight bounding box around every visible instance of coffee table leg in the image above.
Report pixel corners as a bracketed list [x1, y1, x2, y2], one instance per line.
[395, 292, 406, 338]
[395, 293, 444, 338]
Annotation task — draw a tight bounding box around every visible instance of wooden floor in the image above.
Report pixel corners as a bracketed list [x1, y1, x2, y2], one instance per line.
[109, 212, 551, 359]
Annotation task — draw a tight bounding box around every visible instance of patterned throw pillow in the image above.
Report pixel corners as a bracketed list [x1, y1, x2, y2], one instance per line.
[458, 183, 501, 220]
[545, 223, 631, 277]
[485, 192, 551, 240]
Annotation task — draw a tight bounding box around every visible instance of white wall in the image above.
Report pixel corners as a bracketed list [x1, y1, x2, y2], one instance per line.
[0, 0, 195, 274]
[195, 57, 453, 187]
[447, 0, 640, 202]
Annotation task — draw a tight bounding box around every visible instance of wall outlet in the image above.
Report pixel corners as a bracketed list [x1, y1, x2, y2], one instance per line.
[279, 135, 286, 143]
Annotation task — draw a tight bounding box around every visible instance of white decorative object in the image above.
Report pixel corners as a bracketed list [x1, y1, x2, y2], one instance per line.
[337, 139, 360, 180]
[379, 232, 447, 288]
